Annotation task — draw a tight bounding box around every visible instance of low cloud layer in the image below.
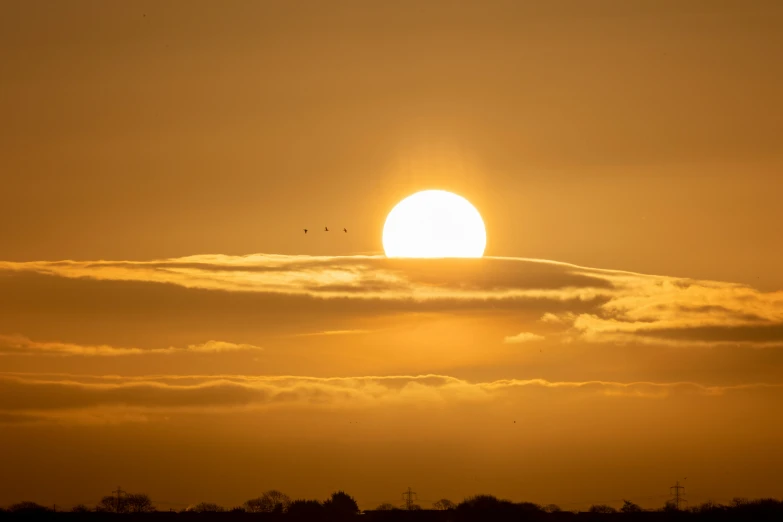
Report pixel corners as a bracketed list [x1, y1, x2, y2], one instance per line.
[2, 372, 781, 424]
[2, 254, 782, 349]
[0, 335, 262, 356]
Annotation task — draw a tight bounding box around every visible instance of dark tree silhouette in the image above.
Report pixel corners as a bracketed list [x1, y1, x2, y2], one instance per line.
[433, 499, 456, 510]
[188, 502, 225, 513]
[2, 492, 783, 520]
[287, 499, 325, 518]
[728, 497, 783, 518]
[730, 497, 749, 508]
[96, 495, 128, 513]
[459, 495, 493, 508]
[457, 495, 519, 521]
[126, 493, 154, 513]
[458, 495, 513, 510]
[588, 504, 617, 514]
[516, 501, 543, 513]
[323, 490, 360, 517]
[8, 502, 50, 513]
[621, 499, 643, 513]
[245, 490, 292, 513]
[692, 500, 723, 513]
[71, 504, 90, 513]
[661, 500, 679, 512]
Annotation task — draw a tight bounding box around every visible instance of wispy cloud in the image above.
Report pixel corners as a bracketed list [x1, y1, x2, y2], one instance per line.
[503, 332, 545, 344]
[0, 335, 263, 357]
[2, 254, 783, 348]
[0, 255, 614, 301]
[293, 329, 371, 337]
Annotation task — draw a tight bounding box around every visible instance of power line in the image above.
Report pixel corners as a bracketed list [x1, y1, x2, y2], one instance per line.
[557, 493, 671, 507]
[153, 500, 192, 506]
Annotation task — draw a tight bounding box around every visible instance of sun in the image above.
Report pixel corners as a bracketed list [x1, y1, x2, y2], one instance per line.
[383, 190, 487, 258]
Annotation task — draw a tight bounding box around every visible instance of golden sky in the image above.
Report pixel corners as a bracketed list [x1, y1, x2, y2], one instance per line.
[1, 0, 783, 512]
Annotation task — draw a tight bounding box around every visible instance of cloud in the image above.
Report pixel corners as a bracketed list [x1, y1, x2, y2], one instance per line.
[2, 372, 781, 424]
[503, 332, 545, 344]
[1, 254, 783, 347]
[293, 329, 371, 337]
[186, 340, 262, 353]
[540, 312, 575, 324]
[564, 273, 783, 347]
[0, 255, 615, 302]
[0, 412, 41, 424]
[0, 334, 263, 357]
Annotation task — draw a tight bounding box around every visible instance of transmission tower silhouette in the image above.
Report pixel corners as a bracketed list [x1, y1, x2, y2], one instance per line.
[670, 480, 686, 510]
[112, 486, 127, 513]
[401, 487, 418, 510]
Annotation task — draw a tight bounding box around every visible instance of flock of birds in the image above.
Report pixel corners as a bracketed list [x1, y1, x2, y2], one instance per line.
[304, 227, 347, 234]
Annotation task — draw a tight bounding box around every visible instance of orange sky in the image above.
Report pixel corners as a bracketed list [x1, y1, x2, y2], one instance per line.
[1, 0, 783, 512]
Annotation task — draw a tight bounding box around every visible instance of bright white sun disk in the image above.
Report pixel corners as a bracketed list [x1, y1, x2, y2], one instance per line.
[382, 190, 486, 258]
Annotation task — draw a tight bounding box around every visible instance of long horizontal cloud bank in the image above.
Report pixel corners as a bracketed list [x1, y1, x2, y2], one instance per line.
[2, 254, 783, 348]
[0, 335, 262, 356]
[2, 373, 781, 423]
[0, 255, 610, 301]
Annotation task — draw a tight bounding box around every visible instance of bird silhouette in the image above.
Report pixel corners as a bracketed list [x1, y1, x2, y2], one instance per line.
[343, 228, 347, 233]
[324, 227, 329, 232]
[303, 229, 308, 234]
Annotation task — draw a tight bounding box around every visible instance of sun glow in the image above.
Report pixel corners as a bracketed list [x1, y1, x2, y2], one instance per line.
[382, 190, 487, 258]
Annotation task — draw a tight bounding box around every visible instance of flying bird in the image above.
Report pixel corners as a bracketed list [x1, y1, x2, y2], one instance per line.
[324, 227, 329, 232]
[343, 228, 347, 233]
[303, 229, 308, 234]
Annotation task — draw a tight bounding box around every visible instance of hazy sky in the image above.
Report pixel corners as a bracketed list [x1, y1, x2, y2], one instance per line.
[1, 0, 782, 512]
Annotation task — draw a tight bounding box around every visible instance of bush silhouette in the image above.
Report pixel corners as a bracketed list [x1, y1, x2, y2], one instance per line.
[691, 500, 724, 513]
[187, 502, 225, 513]
[245, 490, 292, 513]
[588, 504, 617, 514]
[96, 495, 128, 513]
[457, 495, 518, 521]
[126, 493, 154, 513]
[288, 499, 325, 518]
[621, 500, 643, 513]
[8, 502, 50, 513]
[2, 489, 782, 520]
[433, 499, 456, 510]
[517, 501, 543, 513]
[660, 500, 679, 512]
[323, 490, 360, 517]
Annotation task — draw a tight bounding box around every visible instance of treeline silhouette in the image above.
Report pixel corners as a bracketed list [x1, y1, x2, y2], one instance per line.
[2, 492, 782, 522]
